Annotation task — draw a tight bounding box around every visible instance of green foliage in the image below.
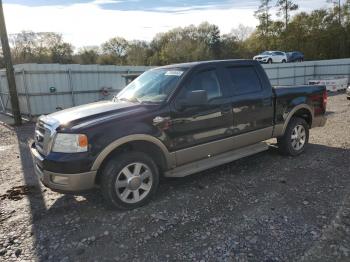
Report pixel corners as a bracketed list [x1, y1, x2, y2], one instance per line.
[9, 32, 73, 64]
[75, 46, 99, 64]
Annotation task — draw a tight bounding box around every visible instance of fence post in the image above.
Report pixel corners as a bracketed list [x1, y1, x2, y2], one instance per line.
[22, 69, 32, 120]
[294, 65, 296, 85]
[313, 63, 317, 79]
[0, 77, 4, 113]
[68, 69, 75, 107]
[277, 66, 280, 85]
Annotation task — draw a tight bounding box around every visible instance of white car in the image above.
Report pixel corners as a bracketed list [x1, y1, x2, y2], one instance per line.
[347, 85, 350, 100]
[253, 51, 288, 64]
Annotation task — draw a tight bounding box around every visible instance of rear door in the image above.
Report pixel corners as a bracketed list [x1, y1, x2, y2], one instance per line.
[222, 63, 274, 147]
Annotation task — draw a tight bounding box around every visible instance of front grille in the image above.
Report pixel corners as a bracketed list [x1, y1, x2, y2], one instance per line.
[34, 116, 60, 156]
[35, 121, 46, 155]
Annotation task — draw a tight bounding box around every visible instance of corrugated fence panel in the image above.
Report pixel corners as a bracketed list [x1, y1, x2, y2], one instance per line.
[315, 58, 350, 79]
[0, 60, 349, 119]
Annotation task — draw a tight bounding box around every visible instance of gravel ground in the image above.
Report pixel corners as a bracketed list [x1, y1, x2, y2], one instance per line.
[0, 93, 350, 262]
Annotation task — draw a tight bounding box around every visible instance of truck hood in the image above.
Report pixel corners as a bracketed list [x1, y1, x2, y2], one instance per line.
[46, 100, 145, 128]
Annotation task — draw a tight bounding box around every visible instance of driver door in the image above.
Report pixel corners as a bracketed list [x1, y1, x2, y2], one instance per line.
[166, 66, 234, 166]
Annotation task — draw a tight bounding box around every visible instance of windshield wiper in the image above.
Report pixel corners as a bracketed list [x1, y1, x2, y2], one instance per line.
[140, 100, 161, 105]
[117, 97, 140, 103]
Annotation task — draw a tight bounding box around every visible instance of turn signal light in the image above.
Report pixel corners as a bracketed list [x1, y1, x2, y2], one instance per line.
[78, 134, 88, 148]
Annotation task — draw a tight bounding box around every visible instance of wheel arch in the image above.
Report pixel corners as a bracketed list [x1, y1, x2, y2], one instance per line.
[92, 135, 175, 183]
[274, 104, 314, 137]
[282, 104, 313, 135]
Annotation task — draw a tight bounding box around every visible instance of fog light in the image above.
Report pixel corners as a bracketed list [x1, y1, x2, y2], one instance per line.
[51, 175, 69, 185]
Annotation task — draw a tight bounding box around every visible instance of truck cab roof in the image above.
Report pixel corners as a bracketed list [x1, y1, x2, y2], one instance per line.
[158, 59, 257, 69]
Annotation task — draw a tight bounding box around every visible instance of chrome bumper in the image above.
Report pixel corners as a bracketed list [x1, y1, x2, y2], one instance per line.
[30, 143, 96, 192]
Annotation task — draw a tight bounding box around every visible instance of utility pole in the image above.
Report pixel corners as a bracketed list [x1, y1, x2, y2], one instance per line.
[0, 0, 21, 125]
[338, 0, 341, 25]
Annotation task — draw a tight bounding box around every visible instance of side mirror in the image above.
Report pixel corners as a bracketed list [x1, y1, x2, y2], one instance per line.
[178, 90, 208, 109]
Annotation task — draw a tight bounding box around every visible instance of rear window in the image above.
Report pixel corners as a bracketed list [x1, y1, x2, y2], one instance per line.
[225, 66, 262, 95]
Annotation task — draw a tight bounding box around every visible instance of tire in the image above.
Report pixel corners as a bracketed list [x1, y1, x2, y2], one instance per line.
[277, 117, 309, 156]
[268, 59, 273, 64]
[282, 59, 287, 63]
[100, 151, 159, 209]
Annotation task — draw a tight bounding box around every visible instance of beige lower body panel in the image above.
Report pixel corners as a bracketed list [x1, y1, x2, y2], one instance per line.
[175, 127, 273, 166]
[34, 162, 97, 192]
[165, 142, 269, 178]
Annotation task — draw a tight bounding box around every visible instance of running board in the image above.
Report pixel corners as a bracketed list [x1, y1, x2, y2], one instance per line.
[164, 142, 269, 178]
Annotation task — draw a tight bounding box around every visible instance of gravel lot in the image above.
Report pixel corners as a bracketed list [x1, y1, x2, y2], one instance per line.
[1, 93, 350, 262]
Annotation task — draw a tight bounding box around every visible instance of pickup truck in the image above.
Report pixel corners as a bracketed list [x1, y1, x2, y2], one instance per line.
[30, 60, 327, 209]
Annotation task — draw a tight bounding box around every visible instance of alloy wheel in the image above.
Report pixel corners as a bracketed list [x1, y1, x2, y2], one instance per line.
[291, 124, 306, 151]
[115, 162, 153, 204]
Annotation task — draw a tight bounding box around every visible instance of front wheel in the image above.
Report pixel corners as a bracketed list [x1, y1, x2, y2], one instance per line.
[268, 59, 273, 64]
[101, 152, 159, 209]
[282, 59, 287, 63]
[277, 117, 309, 156]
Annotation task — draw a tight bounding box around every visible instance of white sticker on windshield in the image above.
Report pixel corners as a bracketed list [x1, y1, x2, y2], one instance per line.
[165, 70, 184, 76]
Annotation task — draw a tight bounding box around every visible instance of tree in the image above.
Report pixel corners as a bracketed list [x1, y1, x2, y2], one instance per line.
[327, 0, 342, 25]
[45, 33, 73, 63]
[10, 31, 38, 63]
[126, 40, 149, 65]
[230, 24, 254, 42]
[101, 37, 128, 65]
[9, 31, 73, 64]
[75, 46, 99, 64]
[197, 22, 221, 58]
[276, 0, 299, 30]
[254, 0, 273, 49]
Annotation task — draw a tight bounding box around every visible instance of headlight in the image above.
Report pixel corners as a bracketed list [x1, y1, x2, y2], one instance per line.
[52, 133, 88, 153]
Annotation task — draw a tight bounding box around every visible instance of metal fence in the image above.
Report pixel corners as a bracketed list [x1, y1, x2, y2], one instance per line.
[0, 59, 349, 120]
[0, 63, 150, 119]
[262, 58, 350, 86]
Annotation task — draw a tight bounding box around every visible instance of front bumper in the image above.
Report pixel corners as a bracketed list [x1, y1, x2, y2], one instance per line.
[30, 142, 96, 192]
[254, 57, 269, 63]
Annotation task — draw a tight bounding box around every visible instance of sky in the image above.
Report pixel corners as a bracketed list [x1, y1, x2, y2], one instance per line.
[3, 0, 331, 48]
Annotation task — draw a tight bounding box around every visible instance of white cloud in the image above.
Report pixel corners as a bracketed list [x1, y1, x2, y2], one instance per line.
[2, 2, 258, 48]
[90, 0, 123, 5]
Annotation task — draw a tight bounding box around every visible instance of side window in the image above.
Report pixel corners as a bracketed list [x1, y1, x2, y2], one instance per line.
[182, 69, 222, 100]
[225, 66, 262, 95]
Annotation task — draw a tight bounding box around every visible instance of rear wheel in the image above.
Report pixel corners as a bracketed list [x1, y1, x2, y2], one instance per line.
[101, 152, 159, 209]
[277, 117, 309, 156]
[282, 59, 287, 63]
[268, 59, 273, 64]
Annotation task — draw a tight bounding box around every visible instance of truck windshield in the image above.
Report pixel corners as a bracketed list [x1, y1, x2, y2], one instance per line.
[115, 68, 185, 104]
